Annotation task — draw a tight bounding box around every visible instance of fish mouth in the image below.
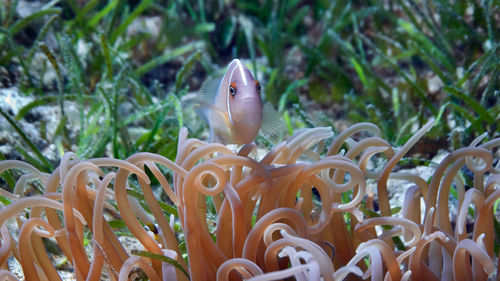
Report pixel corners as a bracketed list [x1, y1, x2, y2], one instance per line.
[233, 106, 263, 123]
[238, 97, 262, 108]
[239, 96, 261, 102]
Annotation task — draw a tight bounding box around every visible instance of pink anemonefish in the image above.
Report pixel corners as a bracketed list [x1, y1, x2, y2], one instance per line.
[195, 59, 282, 145]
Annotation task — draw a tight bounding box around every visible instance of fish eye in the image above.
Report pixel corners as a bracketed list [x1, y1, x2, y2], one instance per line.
[255, 81, 261, 94]
[229, 83, 237, 96]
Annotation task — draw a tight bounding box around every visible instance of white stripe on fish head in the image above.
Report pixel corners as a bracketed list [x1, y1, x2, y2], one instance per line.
[235, 59, 248, 85]
[226, 61, 241, 126]
[216, 59, 238, 127]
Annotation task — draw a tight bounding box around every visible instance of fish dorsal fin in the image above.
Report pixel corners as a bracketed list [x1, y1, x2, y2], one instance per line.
[198, 77, 222, 104]
[261, 102, 286, 142]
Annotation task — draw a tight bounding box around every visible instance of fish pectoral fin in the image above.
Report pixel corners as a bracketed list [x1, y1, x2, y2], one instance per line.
[192, 76, 223, 123]
[194, 100, 228, 122]
[260, 102, 286, 142]
[195, 101, 227, 117]
[197, 102, 231, 144]
[199, 77, 222, 103]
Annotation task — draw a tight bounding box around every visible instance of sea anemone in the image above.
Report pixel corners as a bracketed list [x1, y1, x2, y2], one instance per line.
[0, 120, 498, 281]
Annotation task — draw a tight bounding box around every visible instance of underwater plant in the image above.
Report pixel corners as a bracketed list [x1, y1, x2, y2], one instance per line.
[0, 120, 498, 280]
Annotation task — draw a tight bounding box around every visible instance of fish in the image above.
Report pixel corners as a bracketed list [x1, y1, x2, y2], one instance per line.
[195, 59, 282, 145]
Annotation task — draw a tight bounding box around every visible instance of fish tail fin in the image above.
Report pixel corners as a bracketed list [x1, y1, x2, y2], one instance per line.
[260, 102, 286, 143]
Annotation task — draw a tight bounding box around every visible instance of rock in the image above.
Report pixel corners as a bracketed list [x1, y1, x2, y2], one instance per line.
[0, 87, 80, 163]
